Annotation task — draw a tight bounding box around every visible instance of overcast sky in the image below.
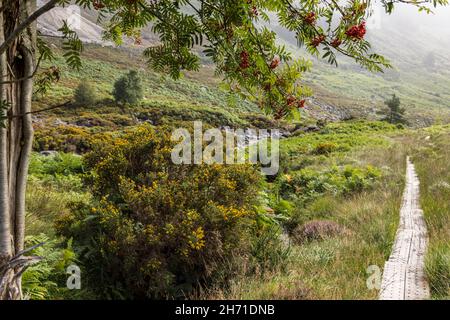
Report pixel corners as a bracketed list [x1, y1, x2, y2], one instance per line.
[375, 3, 450, 29]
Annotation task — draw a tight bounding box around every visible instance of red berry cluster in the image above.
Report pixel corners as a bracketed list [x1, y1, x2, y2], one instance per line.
[287, 95, 296, 106]
[287, 96, 306, 109]
[311, 35, 325, 48]
[247, 0, 258, 17]
[298, 99, 306, 109]
[270, 57, 280, 69]
[303, 12, 316, 25]
[330, 38, 342, 48]
[93, 0, 105, 10]
[250, 6, 258, 16]
[345, 21, 366, 40]
[239, 51, 250, 70]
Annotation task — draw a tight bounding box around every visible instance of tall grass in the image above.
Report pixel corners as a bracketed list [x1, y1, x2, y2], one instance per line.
[413, 129, 450, 299]
[202, 124, 408, 299]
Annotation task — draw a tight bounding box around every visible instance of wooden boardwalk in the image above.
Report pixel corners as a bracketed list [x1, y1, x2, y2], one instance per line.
[379, 157, 430, 300]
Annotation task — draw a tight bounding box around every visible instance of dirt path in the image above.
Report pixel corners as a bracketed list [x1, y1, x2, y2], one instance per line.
[379, 157, 430, 300]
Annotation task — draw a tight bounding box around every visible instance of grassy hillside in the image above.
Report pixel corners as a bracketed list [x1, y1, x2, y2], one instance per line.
[33, 40, 300, 153]
[37, 4, 450, 127]
[22, 26, 449, 300]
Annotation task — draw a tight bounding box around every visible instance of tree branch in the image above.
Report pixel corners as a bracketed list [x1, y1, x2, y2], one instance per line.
[0, 0, 59, 55]
[10, 100, 72, 118]
[12, 242, 46, 260]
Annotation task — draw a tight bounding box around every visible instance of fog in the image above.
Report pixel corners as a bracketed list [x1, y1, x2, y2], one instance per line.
[366, 3, 450, 62]
[381, 4, 450, 29]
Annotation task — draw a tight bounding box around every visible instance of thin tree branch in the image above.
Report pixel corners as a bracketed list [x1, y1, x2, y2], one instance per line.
[0, 0, 59, 55]
[10, 100, 72, 118]
[12, 242, 46, 260]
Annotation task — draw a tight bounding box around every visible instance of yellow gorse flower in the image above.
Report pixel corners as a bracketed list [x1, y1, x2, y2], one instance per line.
[216, 204, 249, 221]
[189, 227, 205, 250]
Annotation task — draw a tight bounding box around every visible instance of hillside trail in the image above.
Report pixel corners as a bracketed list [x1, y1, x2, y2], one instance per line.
[379, 157, 430, 300]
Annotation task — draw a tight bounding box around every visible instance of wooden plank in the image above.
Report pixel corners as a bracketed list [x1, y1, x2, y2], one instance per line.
[379, 158, 430, 300]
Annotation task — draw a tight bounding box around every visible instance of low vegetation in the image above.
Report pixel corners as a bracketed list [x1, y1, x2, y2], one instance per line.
[26, 119, 443, 300]
[74, 81, 97, 107]
[412, 127, 450, 299]
[21, 43, 449, 301]
[202, 121, 408, 299]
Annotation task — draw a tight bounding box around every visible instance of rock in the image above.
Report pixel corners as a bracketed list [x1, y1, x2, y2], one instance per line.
[40, 150, 58, 157]
[53, 118, 68, 126]
[306, 125, 320, 132]
[292, 125, 320, 136]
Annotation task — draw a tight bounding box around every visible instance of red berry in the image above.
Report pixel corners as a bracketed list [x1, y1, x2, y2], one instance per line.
[304, 12, 316, 25]
[358, 22, 366, 38]
[311, 35, 325, 48]
[345, 21, 366, 40]
[93, 0, 105, 10]
[287, 95, 296, 106]
[331, 38, 342, 48]
[239, 51, 250, 69]
[298, 99, 306, 109]
[270, 57, 280, 69]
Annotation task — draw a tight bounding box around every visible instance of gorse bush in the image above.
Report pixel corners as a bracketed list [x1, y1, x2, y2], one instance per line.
[33, 125, 93, 153]
[113, 70, 144, 105]
[74, 81, 97, 106]
[56, 125, 262, 299]
[32, 124, 120, 154]
[313, 142, 338, 155]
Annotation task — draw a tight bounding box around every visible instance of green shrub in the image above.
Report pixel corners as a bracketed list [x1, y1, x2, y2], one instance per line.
[273, 199, 294, 217]
[56, 125, 262, 299]
[74, 81, 97, 106]
[112, 70, 143, 105]
[29, 152, 84, 176]
[279, 165, 381, 199]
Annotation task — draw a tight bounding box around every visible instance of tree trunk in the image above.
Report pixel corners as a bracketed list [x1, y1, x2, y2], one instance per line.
[0, 0, 37, 300]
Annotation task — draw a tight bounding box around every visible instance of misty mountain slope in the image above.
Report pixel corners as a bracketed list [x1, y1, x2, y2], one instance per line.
[37, 3, 450, 125]
[37, 2, 108, 44]
[37, 0, 159, 45]
[264, 6, 450, 124]
[283, 21, 450, 125]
